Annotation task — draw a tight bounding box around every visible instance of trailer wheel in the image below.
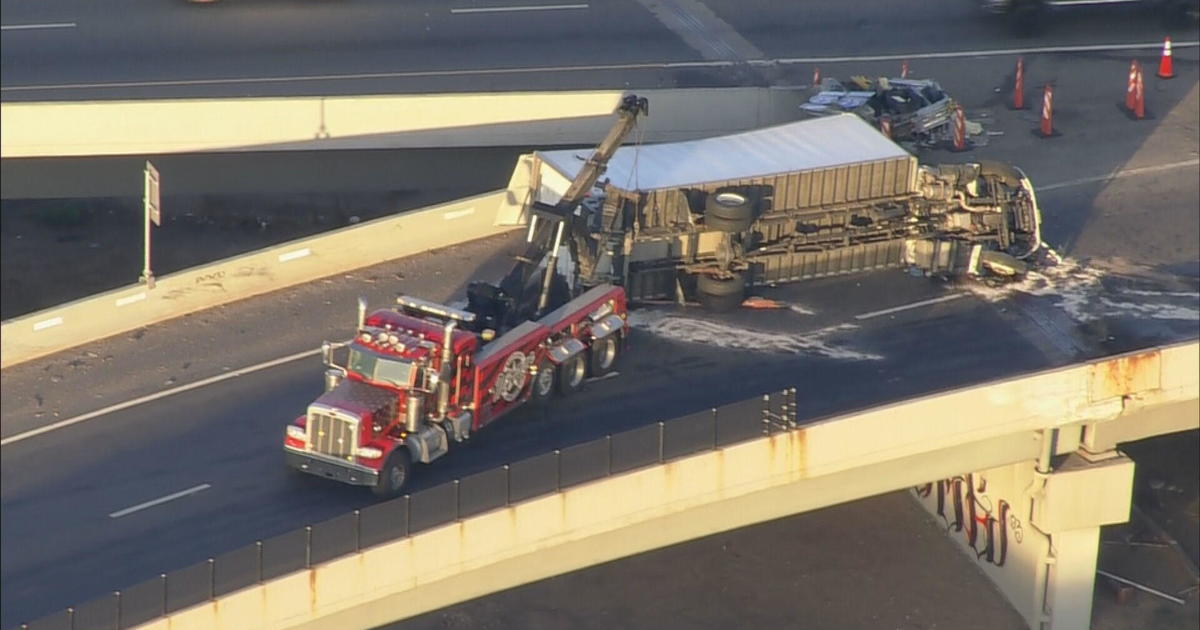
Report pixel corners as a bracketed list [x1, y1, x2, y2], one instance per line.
[589, 334, 621, 377]
[704, 189, 757, 233]
[557, 354, 587, 395]
[531, 360, 556, 404]
[696, 272, 746, 312]
[372, 449, 411, 498]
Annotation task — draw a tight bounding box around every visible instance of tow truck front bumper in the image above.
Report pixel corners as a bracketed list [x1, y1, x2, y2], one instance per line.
[285, 448, 378, 487]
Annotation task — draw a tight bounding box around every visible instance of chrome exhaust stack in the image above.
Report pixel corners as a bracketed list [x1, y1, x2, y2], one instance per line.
[405, 394, 423, 433]
[436, 320, 457, 419]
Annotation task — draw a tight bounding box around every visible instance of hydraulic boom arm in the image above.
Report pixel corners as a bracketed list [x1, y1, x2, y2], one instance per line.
[470, 94, 648, 332]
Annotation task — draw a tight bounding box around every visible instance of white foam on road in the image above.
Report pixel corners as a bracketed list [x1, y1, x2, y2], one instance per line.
[1098, 298, 1200, 322]
[967, 252, 1199, 323]
[628, 310, 881, 360]
[1119, 289, 1200, 299]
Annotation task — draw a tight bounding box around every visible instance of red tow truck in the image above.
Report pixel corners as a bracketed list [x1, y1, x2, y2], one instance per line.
[284, 95, 649, 496]
[283, 285, 628, 496]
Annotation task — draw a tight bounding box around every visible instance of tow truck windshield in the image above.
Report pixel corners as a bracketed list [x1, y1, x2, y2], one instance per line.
[348, 347, 415, 388]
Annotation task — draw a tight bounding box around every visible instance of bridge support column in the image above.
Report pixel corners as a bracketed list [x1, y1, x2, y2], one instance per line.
[913, 446, 1134, 630]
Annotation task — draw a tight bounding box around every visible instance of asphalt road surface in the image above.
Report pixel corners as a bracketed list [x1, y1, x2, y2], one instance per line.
[2, 7, 1199, 630]
[2, 186, 1196, 627]
[1, 0, 1196, 100]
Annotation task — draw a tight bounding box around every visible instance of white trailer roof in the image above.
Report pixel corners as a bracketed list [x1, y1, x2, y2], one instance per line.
[535, 113, 910, 193]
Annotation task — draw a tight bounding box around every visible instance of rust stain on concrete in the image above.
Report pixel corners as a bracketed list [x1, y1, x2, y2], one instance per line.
[662, 459, 681, 499]
[767, 428, 808, 479]
[309, 568, 317, 613]
[1091, 349, 1161, 400]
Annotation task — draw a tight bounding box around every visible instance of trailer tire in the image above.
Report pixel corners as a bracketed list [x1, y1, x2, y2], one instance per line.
[557, 353, 587, 395]
[589, 334, 621, 377]
[531, 360, 556, 404]
[696, 272, 746, 312]
[372, 449, 411, 498]
[704, 189, 757, 233]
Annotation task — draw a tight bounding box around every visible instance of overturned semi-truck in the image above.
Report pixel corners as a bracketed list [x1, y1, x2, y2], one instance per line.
[527, 112, 1042, 310]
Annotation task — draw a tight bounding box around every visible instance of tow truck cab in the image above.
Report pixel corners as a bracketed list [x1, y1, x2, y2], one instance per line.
[284, 301, 480, 493]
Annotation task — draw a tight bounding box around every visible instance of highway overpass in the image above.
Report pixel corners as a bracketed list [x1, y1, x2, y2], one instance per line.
[87, 341, 1196, 630]
[3, 6, 1197, 629]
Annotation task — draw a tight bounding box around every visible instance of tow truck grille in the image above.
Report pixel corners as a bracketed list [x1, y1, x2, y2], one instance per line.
[309, 411, 356, 462]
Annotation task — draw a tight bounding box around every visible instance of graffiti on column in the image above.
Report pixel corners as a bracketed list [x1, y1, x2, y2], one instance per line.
[914, 474, 1021, 567]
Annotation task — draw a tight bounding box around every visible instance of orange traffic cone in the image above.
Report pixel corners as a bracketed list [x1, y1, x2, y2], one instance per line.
[1034, 83, 1059, 138]
[1134, 64, 1146, 120]
[1125, 60, 1139, 111]
[1011, 57, 1025, 110]
[901, 60, 909, 79]
[812, 67, 821, 87]
[952, 106, 968, 151]
[1157, 37, 1175, 79]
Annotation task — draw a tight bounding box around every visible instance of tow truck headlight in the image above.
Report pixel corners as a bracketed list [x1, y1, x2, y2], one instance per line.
[356, 446, 383, 459]
[286, 425, 307, 441]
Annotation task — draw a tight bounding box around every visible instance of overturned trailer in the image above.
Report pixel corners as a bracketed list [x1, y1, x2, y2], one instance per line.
[530, 113, 1043, 309]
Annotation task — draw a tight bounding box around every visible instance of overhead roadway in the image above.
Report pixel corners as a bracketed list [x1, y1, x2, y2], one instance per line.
[0, 88, 808, 158]
[125, 341, 1199, 630]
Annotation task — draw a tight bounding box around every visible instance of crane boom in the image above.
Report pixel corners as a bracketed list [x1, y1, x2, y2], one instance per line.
[467, 94, 649, 333]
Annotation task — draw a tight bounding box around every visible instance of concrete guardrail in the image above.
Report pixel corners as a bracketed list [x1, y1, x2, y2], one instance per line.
[0, 88, 810, 158]
[123, 341, 1198, 630]
[0, 190, 523, 369]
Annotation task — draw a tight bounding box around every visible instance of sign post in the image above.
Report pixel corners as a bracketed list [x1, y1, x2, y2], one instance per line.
[141, 161, 161, 289]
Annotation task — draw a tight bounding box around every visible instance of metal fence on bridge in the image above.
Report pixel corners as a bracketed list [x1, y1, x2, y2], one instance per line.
[19, 389, 796, 630]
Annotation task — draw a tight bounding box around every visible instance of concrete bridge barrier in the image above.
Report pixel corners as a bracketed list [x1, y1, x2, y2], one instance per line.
[36, 341, 1183, 630]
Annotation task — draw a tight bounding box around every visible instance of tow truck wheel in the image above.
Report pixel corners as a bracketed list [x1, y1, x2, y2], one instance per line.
[557, 354, 587, 395]
[589, 334, 621, 377]
[531, 360, 556, 403]
[372, 449, 411, 498]
[696, 272, 746, 312]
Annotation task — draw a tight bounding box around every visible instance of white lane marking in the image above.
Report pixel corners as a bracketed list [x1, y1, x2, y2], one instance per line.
[0, 347, 321, 447]
[854, 294, 967, 320]
[451, 4, 588, 14]
[109, 484, 211, 518]
[1038, 159, 1200, 192]
[771, 40, 1199, 64]
[1, 22, 76, 31]
[277, 248, 312, 263]
[115, 292, 147, 307]
[32, 316, 64, 331]
[585, 371, 620, 383]
[443, 208, 476, 220]
[4, 40, 1193, 92]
